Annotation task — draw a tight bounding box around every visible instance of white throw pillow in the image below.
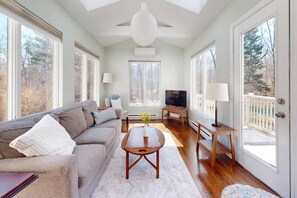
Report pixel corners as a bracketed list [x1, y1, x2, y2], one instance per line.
[9, 114, 76, 157]
[111, 98, 122, 109]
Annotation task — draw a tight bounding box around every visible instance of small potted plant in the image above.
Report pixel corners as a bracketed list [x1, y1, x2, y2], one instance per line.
[140, 112, 150, 137]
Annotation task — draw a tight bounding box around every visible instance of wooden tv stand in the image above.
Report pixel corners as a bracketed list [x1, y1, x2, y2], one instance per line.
[161, 106, 189, 126]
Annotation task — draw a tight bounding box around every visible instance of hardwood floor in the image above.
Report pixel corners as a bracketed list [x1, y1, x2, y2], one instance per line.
[123, 120, 277, 198]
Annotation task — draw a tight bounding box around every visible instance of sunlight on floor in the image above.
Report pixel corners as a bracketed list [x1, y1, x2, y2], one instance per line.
[243, 145, 276, 167]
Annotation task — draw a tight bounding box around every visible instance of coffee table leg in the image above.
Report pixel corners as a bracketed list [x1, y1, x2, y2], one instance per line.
[126, 151, 129, 179]
[156, 150, 159, 178]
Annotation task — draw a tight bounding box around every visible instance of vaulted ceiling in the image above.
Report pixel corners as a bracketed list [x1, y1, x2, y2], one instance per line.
[56, 0, 231, 48]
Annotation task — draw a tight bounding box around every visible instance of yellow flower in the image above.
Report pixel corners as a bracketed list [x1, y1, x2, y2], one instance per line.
[140, 112, 150, 124]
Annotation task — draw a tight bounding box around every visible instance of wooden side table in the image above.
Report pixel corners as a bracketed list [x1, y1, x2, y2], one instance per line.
[196, 118, 236, 167]
[98, 106, 108, 110]
[0, 172, 38, 198]
[161, 106, 189, 126]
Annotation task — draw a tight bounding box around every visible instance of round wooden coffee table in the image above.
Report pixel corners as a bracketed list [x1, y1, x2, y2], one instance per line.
[121, 126, 165, 179]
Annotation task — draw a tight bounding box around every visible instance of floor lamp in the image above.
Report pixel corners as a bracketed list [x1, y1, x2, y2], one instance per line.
[206, 83, 229, 127]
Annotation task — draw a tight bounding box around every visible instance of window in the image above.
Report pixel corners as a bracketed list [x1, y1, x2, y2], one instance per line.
[242, 17, 276, 166]
[129, 61, 160, 106]
[0, 9, 62, 121]
[74, 45, 99, 103]
[190, 44, 216, 118]
[21, 25, 55, 116]
[0, 13, 8, 122]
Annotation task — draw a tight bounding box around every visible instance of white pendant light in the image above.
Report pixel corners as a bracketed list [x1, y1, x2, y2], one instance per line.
[131, 2, 157, 47]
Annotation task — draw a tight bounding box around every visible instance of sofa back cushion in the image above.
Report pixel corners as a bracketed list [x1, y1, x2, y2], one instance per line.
[58, 107, 87, 139]
[0, 121, 33, 159]
[80, 100, 97, 128]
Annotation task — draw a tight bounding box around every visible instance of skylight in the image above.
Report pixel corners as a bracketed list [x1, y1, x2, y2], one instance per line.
[166, 0, 208, 14]
[80, 0, 120, 11]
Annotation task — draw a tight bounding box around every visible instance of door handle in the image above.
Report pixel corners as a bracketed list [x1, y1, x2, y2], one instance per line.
[275, 112, 285, 118]
[277, 98, 285, 105]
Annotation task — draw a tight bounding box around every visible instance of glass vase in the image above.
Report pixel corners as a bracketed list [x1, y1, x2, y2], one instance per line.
[144, 124, 149, 137]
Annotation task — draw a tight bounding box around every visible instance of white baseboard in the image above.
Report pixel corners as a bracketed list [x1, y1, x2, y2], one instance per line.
[189, 120, 212, 140]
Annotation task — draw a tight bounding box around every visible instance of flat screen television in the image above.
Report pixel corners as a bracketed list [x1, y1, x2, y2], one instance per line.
[165, 90, 187, 108]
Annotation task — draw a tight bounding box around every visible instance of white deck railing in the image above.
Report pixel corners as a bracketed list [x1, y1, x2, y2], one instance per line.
[194, 93, 275, 135]
[244, 94, 275, 135]
[194, 94, 215, 119]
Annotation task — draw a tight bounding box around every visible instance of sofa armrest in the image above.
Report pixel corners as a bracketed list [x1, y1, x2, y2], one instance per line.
[0, 155, 79, 198]
[0, 155, 76, 177]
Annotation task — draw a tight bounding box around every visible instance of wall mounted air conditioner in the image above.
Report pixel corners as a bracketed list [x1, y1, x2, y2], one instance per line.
[134, 48, 156, 57]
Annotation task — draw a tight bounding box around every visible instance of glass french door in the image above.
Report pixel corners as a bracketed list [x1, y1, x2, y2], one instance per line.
[233, 0, 290, 197]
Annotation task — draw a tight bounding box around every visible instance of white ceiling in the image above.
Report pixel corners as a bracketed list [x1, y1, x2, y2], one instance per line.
[56, 0, 231, 48]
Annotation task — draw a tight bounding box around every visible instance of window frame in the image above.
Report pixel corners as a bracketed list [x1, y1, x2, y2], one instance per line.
[0, 9, 62, 121]
[190, 43, 216, 118]
[129, 61, 161, 107]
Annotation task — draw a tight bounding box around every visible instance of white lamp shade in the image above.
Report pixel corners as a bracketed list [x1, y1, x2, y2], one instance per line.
[102, 73, 112, 83]
[131, 3, 157, 47]
[206, 83, 229, 101]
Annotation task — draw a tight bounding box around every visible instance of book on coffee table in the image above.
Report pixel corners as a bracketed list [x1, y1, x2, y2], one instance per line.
[0, 172, 38, 198]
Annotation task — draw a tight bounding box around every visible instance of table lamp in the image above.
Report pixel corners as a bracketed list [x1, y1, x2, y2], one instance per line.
[102, 73, 112, 83]
[206, 83, 229, 127]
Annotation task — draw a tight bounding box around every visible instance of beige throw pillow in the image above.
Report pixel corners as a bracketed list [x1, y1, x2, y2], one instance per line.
[9, 114, 76, 157]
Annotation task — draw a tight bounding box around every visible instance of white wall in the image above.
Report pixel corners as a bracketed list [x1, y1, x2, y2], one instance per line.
[104, 39, 184, 117]
[15, 0, 105, 106]
[184, 0, 259, 131]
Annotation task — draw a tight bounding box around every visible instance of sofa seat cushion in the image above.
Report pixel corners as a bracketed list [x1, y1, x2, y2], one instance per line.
[95, 119, 121, 134]
[74, 128, 116, 147]
[73, 144, 106, 188]
[58, 107, 87, 139]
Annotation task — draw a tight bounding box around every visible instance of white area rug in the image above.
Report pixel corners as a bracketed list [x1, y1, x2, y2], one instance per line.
[92, 132, 202, 198]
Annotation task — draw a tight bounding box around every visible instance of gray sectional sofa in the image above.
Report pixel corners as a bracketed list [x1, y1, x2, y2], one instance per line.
[0, 100, 121, 198]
